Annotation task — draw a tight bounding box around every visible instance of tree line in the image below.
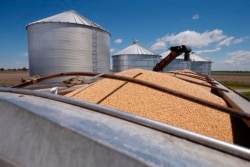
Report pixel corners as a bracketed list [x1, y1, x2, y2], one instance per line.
[0, 67, 28, 71]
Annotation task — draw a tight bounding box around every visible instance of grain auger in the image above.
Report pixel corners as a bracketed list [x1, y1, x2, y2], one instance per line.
[153, 45, 192, 72]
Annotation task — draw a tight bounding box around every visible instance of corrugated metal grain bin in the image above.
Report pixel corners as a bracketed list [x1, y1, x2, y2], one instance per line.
[26, 10, 111, 77]
[162, 51, 212, 75]
[112, 41, 161, 72]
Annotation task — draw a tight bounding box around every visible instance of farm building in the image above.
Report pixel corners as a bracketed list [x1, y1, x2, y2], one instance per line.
[26, 10, 111, 77]
[161, 51, 212, 75]
[112, 41, 161, 72]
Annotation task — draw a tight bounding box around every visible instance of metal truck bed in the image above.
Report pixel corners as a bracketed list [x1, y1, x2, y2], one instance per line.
[0, 88, 250, 167]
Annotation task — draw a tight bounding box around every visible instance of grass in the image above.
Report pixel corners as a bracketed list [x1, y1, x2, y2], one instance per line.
[221, 81, 250, 89]
[223, 82, 250, 100]
[241, 92, 250, 99]
[222, 82, 250, 100]
[211, 71, 250, 100]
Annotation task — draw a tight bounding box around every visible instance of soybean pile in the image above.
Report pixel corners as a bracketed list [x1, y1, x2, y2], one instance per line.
[67, 69, 248, 144]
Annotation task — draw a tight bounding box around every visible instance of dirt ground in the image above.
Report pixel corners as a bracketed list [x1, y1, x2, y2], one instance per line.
[1, 70, 250, 87]
[0, 71, 29, 87]
[211, 72, 250, 83]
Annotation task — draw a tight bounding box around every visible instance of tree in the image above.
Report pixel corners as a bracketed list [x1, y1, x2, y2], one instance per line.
[22, 67, 27, 71]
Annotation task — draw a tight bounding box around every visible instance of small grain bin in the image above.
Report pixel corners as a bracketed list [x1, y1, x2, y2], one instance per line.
[112, 41, 161, 72]
[162, 51, 212, 75]
[26, 10, 111, 77]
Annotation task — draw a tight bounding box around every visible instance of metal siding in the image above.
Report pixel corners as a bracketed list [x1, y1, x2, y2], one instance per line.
[96, 30, 110, 72]
[112, 54, 161, 72]
[163, 60, 189, 72]
[191, 62, 211, 75]
[27, 22, 110, 77]
[163, 59, 211, 75]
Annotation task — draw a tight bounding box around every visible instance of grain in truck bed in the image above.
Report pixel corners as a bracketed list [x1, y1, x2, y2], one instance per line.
[67, 69, 250, 147]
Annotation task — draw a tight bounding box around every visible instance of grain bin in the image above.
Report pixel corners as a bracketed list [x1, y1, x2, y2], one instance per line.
[162, 51, 212, 75]
[26, 10, 111, 77]
[112, 41, 161, 72]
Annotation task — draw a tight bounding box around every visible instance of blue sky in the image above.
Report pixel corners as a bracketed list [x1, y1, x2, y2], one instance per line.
[0, 0, 249, 71]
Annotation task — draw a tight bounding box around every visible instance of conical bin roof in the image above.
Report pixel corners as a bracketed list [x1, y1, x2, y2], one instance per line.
[114, 41, 159, 56]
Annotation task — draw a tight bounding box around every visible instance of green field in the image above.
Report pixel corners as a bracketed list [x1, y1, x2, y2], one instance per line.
[211, 71, 250, 99]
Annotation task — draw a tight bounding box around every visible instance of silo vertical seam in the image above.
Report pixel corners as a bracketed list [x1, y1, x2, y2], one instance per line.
[92, 28, 97, 72]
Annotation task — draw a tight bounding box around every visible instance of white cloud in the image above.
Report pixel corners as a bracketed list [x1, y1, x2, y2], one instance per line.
[110, 48, 115, 53]
[192, 14, 200, 20]
[233, 37, 245, 44]
[212, 50, 250, 71]
[151, 40, 166, 50]
[0, 61, 28, 69]
[217, 37, 234, 47]
[20, 52, 28, 57]
[114, 38, 122, 44]
[151, 29, 227, 50]
[227, 50, 250, 64]
[196, 47, 221, 54]
[216, 36, 246, 47]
